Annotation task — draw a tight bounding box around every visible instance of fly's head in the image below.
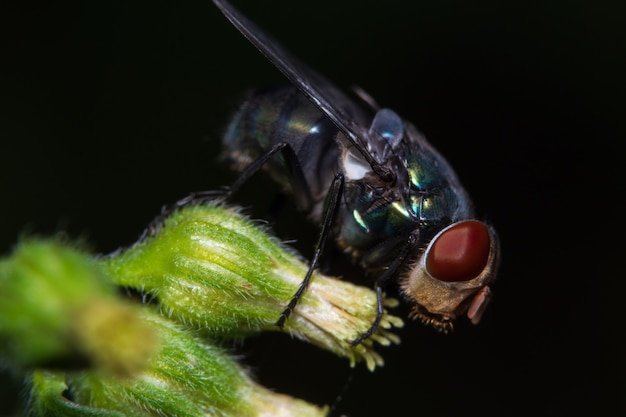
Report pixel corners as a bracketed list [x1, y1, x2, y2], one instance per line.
[401, 220, 499, 333]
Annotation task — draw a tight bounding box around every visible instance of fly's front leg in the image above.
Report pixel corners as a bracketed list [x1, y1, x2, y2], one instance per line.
[276, 172, 344, 328]
[350, 233, 417, 346]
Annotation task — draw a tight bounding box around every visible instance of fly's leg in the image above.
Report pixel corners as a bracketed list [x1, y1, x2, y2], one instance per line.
[276, 172, 344, 328]
[350, 234, 417, 346]
[140, 142, 314, 240]
[349, 284, 385, 347]
[229, 142, 314, 209]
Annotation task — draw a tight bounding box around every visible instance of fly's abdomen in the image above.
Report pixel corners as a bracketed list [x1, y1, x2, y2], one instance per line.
[223, 86, 340, 211]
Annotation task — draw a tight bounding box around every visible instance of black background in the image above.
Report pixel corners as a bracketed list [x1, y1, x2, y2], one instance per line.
[1, 1, 624, 415]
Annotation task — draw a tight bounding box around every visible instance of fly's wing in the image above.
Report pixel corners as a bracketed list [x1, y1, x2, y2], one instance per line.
[213, 0, 380, 169]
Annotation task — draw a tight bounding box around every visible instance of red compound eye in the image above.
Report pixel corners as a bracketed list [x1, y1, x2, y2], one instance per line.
[426, 221, 491, 282]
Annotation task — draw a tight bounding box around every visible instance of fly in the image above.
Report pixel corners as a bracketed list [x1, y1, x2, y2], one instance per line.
[211, 0, 500, 344]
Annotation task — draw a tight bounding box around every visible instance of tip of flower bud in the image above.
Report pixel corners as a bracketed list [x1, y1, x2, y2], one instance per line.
[0, 240, 158, 376]
[73, 300, 160, 378]
[279, 271, 404, 370]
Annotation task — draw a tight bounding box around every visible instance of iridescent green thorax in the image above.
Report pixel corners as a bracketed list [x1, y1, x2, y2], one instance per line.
[338, 136, 474, 268]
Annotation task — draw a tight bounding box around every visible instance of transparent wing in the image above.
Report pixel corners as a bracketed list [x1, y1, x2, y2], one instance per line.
[213, 0, 380, 168]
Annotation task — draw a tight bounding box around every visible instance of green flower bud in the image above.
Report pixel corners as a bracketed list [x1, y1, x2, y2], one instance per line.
[30, 309, 326, 417]
[102, 203, 402, 369]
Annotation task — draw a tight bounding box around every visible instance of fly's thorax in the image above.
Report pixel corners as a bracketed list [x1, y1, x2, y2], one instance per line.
[336, 122, 475, 266]
[338, 179, 414, 249]
[223, 86, 341, 213]
[400, 220, 499, 331]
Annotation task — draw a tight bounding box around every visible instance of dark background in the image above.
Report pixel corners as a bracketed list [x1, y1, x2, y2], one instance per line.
[1, 0, 624, 415]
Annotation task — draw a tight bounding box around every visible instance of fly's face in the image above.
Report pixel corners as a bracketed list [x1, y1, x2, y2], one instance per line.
[401, 220, 499, 332]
